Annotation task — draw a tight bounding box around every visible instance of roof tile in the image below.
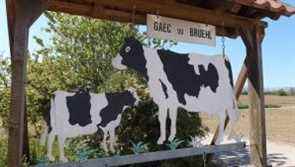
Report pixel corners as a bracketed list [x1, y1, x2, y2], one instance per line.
[234, 0, 295, 16]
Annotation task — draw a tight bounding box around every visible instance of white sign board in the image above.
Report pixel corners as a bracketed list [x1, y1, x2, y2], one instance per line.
[147, 14, 216, 46]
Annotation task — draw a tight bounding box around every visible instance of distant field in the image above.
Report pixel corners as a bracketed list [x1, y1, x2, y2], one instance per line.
[201, 95, 295, 146]
[239, 95, 295, 107]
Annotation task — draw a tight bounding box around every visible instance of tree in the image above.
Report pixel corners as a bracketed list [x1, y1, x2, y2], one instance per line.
[0, 54, 10, 128]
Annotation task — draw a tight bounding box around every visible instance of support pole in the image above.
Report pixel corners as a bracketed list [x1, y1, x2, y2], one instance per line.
[241, 25, 267, 167]
[6, 0, 46, 166]
[7, 14, 30, 167]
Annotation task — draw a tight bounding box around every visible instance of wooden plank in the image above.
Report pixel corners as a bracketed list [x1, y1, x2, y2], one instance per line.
[47, 0, 267, 29]
[241, 25, 267, 167]
[48, 142, 245, 167]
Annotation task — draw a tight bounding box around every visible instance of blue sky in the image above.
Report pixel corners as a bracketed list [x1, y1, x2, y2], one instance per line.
[1, 0, 295, 88]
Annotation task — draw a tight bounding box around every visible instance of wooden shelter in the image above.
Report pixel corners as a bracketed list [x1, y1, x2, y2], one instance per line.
[5, 0, 295, 166]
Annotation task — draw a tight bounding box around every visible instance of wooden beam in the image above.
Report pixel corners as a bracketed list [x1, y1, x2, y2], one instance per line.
[47, 0, 146, 24]
[47, 0, 239, 38]
[47, 0, 267, 29]
[230, 3, 242, 13]
[49, 142, 246, 167]
[6, 0, 46, 166]
[234, 63, 248, 97]
[240, 25, 267, 167]
[93, 0, 267, 28]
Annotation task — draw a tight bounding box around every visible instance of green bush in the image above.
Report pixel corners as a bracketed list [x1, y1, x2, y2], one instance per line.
[0, 137, 7, 167]
[277, 89, 288, 96]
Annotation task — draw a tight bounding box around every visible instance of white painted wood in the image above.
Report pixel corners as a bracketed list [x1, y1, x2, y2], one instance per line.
[147, 14, 216, 46]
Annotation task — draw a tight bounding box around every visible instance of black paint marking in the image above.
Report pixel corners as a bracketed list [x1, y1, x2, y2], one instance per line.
[98, 90, 136, 128]
[158, 49, 219, 105]
[119, 37, 149, 80]
[198, 63, 219, 92]
[43, 100, 52, 133]
[224, 58, 234, 88]
[66, 91, 92, 127]
[159, 79, 168, 99]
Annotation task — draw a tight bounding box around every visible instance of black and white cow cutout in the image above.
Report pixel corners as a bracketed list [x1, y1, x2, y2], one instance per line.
[112, 37, 239, 145]
[40, 89, 139, 162]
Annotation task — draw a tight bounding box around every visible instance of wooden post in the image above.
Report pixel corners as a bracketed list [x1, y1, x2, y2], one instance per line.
[6, 0, 46, 166]
[7, 16, 30, 167]
[240, 25, 267, 167]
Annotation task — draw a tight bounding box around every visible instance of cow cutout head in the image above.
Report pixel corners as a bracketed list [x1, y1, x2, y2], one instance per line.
[112, 37, 149, 80]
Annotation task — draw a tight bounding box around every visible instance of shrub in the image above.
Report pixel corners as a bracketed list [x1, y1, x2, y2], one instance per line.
[277, 89, 288, 96]
[0, 137, 7, 167]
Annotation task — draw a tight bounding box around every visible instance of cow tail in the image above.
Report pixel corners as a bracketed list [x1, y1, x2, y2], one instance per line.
[224, 56, 234, 88]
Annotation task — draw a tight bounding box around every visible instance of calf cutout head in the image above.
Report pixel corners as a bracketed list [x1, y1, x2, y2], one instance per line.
[98, 89, 140, 128]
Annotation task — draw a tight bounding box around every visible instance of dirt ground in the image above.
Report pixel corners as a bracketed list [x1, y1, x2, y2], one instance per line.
[200, 95, 295, 146]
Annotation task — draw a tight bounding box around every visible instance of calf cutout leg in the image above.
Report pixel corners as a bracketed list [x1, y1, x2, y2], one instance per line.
[101, 129, 108, 152]
[109, 128, 117, 153]
[225, 108, 239, 140]
[40, 126, 48, 146]
[157, 107, 168, 144]
[58, 135, 68, 162]
[168, 109, 178, 142]
[47, 132, 55, 161]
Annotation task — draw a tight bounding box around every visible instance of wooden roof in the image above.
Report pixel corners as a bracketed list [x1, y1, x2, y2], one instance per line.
[46, 0, 295, 37]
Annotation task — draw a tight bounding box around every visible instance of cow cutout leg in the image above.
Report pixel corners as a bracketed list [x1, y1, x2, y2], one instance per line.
[157, 107, 168, 144]
[101, 129, 108, 152]
[168, 109, 178, 142]
[57, 135, 68, 162]
[225, 119, 237, 140]
[109, 128, 116, 153]
[225, 108, 239, 140]
[47, 132, 55, 161]
[215, 111, 226, 145]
